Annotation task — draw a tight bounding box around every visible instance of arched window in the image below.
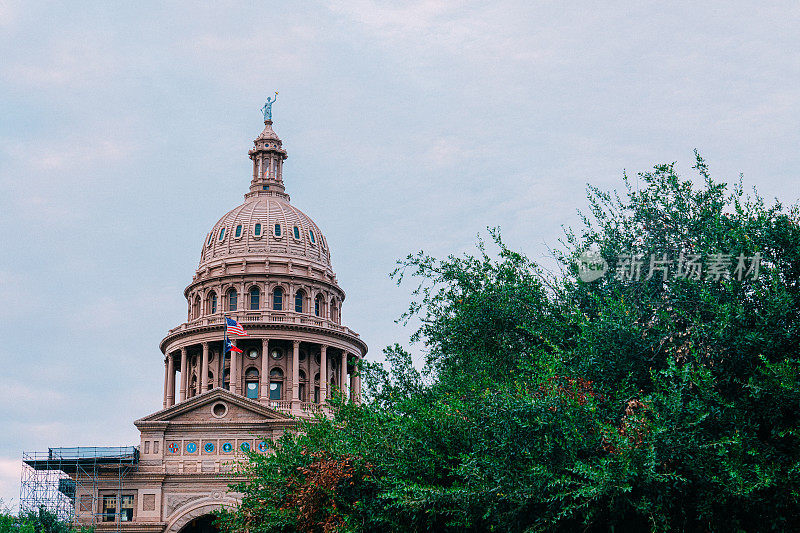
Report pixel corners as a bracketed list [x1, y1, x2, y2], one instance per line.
[314, 373, 320, 403]
[273, 287, 283, 310]
[193, 296, 201, 319]
[228, 289, 238, 311]
[235, 225, 242, 238]
[274, 223, 281, 237]
[293, 226, 300, 240]
[249, 286, 260, 310]
[330, 301, 337, 322]
[309, 230, 316, 244]
[254, 223, 262, 236]
[269, 368, 283, 400]
[314, 295, 323, 317]
[295, 290, 305, 313]
[207, 372, 214, 391]
[223, 368, 230, 390]
[208, 292, 217, 315]
[218, 227, 226, 241]
[245, 368, 259, 399]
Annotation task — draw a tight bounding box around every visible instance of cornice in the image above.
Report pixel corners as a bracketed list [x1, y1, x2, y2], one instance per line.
[159, 321, 367, 355]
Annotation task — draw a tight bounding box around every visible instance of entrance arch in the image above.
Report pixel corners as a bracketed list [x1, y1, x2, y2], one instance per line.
[166, 499, 239, 533]
[178, 514, 218, 533]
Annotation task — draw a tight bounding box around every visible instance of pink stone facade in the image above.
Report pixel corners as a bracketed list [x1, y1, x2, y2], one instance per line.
[75, 118, 367, 533]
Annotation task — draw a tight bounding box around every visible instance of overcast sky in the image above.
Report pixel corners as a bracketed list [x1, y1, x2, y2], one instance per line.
[2, 0, 799, 509]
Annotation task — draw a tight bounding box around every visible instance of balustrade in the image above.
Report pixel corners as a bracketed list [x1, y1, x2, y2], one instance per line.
[170, 310, 360, 337]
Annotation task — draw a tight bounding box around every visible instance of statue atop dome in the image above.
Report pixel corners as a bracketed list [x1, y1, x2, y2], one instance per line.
[260, 91, 279, 121]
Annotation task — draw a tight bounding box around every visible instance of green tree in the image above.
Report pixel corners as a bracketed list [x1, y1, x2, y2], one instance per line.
[217, 154, 800, 532]
[0, 503, 91, 533]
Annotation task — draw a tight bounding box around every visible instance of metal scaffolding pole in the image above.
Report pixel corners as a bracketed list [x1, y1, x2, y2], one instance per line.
[20, 446, 138, 532]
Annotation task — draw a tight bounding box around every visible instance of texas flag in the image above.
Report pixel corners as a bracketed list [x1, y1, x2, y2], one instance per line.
[225, 338, 244, 354]
[226, 317, 248, 336]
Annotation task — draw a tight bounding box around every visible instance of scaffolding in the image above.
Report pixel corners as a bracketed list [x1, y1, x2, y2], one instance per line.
[20, 447, 139, 530]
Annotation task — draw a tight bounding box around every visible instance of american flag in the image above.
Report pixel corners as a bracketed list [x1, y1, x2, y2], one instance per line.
[226, 317, 248, 336]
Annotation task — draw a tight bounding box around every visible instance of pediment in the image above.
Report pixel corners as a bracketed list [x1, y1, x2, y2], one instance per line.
[135, 388, 292, 427]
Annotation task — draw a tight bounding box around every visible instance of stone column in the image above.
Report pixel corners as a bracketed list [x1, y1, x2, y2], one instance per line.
[354, 367, 361, 404]
[320, 345, 328, 403]
[292, 341, 300, 410]
[350, 358, 357, 402]
[163, 356, 169, 408]
[201, 342, 209, 393]
[167, 353, 176, 407]
[218, 343, 224, 387]
[179, 347, 188, 402]
[340, 351, 348, 399]
[231, 340, 240, 395]
[260, 338, 270, 403]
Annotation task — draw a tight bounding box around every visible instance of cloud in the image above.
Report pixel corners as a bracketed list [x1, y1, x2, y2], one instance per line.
[0, 0, 19, 29]
[2, 136, 131, 175]
[0, 134, 135, 225]
[0, 458, 21, 511]
[0, 383, 64, 407]
[2, 34, 118, 89]
[0, 270, 31, 318]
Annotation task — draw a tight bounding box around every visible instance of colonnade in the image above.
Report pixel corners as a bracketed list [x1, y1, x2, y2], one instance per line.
[162, 338, 361, 415]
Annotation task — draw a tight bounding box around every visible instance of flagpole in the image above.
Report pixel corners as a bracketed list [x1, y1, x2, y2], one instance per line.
[222, 313, 228, 390]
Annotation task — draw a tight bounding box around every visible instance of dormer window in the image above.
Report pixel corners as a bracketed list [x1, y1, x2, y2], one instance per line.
[207, 233, 213, 246]
[235, 225, 242, 238]
[309, 230, 316, 244]
[218, 228, 226, 241]
[274, 224, 282, 237]
[254, 223, 262, 236]
[293, 226, 300, 240]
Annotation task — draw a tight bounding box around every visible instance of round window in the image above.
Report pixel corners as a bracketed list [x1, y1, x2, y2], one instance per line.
[212, 402, 228, 418]
[247, 348, 259, 359]
[271, 349, 283, 360]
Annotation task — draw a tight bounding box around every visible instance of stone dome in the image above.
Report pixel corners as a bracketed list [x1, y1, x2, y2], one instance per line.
[199, 195, 331, 270]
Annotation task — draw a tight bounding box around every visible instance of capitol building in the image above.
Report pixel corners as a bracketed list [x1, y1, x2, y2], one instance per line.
[21, 109, 367, 533]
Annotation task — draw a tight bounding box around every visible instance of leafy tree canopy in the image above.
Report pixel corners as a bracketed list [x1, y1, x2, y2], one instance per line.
[217, 153, 800, 532]
[0, 503, 91, 533]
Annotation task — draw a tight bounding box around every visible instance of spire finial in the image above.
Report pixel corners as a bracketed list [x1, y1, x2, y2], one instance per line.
[260, 91, 279, 122]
